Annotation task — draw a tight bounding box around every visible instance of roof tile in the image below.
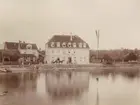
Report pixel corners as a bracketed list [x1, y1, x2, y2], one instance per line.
[47, 35, 89, 48]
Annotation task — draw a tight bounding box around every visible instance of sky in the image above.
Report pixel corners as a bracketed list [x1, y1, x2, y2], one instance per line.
[0, 0, 140, 50]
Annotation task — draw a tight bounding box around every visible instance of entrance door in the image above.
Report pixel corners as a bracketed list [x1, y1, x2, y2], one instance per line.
[68, 57, 72, 64]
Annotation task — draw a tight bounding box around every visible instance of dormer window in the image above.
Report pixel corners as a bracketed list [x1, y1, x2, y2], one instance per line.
[56, 42, 60, 47]
[62, 42, 66, 48]
[26, 44, 32, 49]
[73, 43, 76, 48]
[83, 43, 87, 48]
[68, 42, 72, 48]
[79, 43, 82, 48]
[51, 42, 55, 47]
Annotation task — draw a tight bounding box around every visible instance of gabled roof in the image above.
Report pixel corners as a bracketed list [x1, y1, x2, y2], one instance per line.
[47, 35, 89, 48]
[5, 42, 38, 50]
[5, 42, 19, 50]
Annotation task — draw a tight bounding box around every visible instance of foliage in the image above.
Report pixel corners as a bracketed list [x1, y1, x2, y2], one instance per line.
[103, 54, 112, 61]
[124, 52, 138, 62]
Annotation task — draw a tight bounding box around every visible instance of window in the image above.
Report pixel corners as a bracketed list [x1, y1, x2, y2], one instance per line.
[45, 44, 48, 48]
[63, 57, 65, 60]
[79, 43, 82, 48]
[68, 50, 70, 53]
[70, 49, 75, 54]
[74, 57, 76, 62]
[83, 43, 87, 48]
[80, 57, 82, 61]
[63, 50, 66, 54]
[33, 52, 36, 55]
[68, 42, 72, 48]
[51, 42, 55, 47]
[52, 50, 54, 53]
[26, 44, 32, 49]
[83, 57, 86, 61]
[57, 50, 60, 53]
[73, 43, 76, 48]
[56, 42, 60, 47]
[62, 42, 66, 48]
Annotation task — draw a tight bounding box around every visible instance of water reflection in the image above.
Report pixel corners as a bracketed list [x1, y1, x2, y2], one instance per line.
[45, 71, 90, 99]
[0, 72, 38, 93]
[0, 70, 139, 105]
[90, 70, 140, 82]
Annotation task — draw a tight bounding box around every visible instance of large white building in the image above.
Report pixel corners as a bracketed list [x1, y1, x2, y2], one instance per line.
[44, 35, 90, 64]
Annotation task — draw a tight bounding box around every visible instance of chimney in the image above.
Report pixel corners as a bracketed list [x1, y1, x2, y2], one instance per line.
[70, 32, 73, 41]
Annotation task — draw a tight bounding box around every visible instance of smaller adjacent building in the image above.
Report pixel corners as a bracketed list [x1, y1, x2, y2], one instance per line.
[44, 35, 90, 64]
[2, 41, 39, 64]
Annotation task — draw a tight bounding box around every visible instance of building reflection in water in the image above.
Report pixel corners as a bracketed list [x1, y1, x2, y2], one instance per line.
[36, 73, 46, 95]
[0, 72, 38, 93]
[45, 71, 90, 100]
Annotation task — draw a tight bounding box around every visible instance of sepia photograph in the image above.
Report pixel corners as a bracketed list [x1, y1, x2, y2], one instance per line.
[0, 0, 140, 105]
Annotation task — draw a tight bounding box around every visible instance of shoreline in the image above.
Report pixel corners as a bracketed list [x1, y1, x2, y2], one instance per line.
[0, 63, 140, 74]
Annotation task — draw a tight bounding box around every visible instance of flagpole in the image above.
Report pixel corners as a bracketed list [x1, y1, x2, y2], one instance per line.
[96, 30, 100, 61]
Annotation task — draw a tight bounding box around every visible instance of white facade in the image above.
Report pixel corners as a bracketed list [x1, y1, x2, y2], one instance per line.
[44, 35, 90, 64]
[45, 48, 89, 64]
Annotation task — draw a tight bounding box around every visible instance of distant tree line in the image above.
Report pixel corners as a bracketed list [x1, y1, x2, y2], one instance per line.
[90, 49, 139, 63]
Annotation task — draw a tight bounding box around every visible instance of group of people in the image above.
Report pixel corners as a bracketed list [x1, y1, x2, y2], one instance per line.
[51, 58, 64, 64]
[18, 57, 39, 67]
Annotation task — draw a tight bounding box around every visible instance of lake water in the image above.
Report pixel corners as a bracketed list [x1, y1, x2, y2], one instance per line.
[0, 71, 140, 105]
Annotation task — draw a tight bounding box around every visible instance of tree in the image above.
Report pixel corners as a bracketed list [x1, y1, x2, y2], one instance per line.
[102, 54, 113, 64]
[124, 52, 138, 62]
[103, 54, 112, 61]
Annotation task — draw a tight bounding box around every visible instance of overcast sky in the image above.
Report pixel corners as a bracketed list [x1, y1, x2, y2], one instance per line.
[0, 0, 140, 50]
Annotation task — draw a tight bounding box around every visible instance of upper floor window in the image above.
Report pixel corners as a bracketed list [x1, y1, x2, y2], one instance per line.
[83, 43, 87, 48]
[51, 42, 55, 47]
[79, 43, 82, 48]
[56, 42, 60, 47]
[63, 50, 66, 54]
[62, 42, 66, 48]
[52, 50, 54, 53]
[80, 57, 83, 61]
[26, 44, 32, 49]
[73, 43, 77, 48]
[68, 42, 72, 48]
[68, 50, 71, 53]
[45, 44, 48, 48]
[57, 49, 60, 53]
